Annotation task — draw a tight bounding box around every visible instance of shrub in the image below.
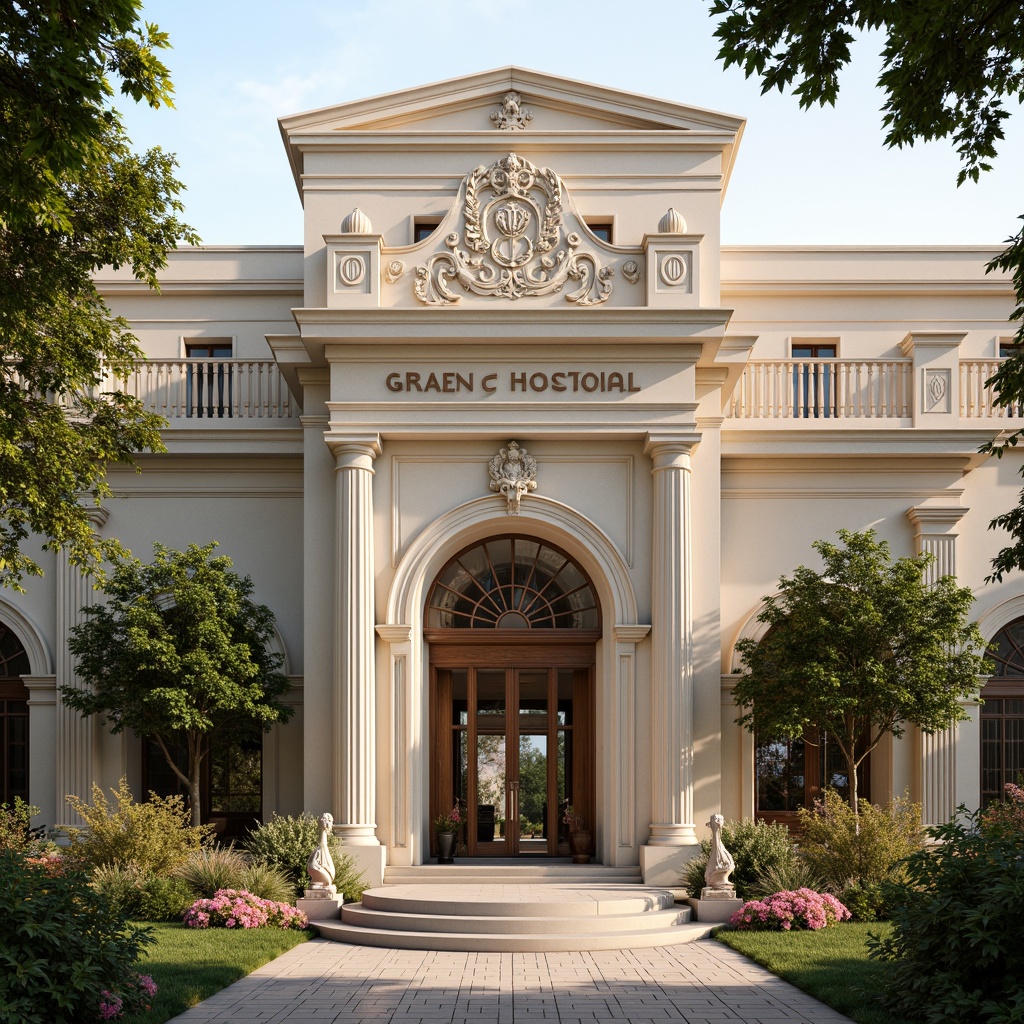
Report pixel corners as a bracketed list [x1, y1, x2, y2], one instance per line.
[730, 888, 852, 931]
[244, 813, 367, 901]
[173, 844, 247, 898]
[136, 875, 196, 921]
[796, 789, 924, 895]
[868, 805, 1024, 1024]
[683, 818, 796, 900]
[0, 796, 40, 853]
[0, 849, 155, 1024]
[746, 857, 823, 900]
[64, 778, 213, 874]
[237, 859, 296, 904]
[91, 862, 147, 917]
[183, 889, 308, 930]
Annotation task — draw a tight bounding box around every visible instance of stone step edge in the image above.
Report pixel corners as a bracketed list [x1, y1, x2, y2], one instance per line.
[341, 904, 692, 935]
[360, 891, 675, 918]
[313, 921, 714, 952]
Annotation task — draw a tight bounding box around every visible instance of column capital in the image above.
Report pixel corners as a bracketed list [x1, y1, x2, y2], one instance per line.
[906, 504, 969, 533]
[644, 431, 701, 465]
[325, 432, 382, 468]
[613, 624, 651, 644]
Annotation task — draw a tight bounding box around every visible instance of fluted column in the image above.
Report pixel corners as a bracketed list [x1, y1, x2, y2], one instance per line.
[328, 433, 382, 846]
[56, 506, 108, 825]
[645, 433, 700, 845]
[906, 503, 972, 825]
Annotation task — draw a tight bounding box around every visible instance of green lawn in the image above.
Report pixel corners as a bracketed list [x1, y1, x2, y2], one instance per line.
[121, 922, 311, 1024]
[716, 922, 901, 1024]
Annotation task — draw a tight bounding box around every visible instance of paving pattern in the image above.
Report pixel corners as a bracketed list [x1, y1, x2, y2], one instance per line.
[167, 936, 854, 1023]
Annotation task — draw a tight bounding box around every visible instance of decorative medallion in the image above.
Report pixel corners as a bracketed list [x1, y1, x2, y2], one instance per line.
[488, 440, 538, 515]
[490, 91, 533, 131]
[622, 260, 640, 284]
[383, 259, 404, 284]
[414, 153, 613, 306]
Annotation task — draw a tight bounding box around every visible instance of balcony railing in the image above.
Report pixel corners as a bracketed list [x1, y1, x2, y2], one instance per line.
[118, 360, 299, 421]
[960, 360, 1024, 418]
[728, 360, 912, 419]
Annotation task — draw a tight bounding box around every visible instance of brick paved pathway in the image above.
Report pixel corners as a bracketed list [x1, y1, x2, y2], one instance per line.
[168, 937, 854, 1023]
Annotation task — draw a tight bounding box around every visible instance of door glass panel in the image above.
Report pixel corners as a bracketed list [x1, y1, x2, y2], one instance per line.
[518, 732, 547, 851]
[476, 733, 505, 847]
[451, 669, 468, 725]
[518, 670, 548, 720]
[476, 670, 506, 719]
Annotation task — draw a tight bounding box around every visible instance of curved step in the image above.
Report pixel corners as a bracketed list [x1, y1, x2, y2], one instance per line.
[314, 920, 713, 952]
[342, 902, 691, 935]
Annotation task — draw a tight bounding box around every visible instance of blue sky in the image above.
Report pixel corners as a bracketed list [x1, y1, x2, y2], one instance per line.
[121, 0, 1022, 248]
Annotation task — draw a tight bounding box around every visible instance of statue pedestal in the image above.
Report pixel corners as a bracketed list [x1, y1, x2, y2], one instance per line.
[297, 894, 344, 922]
[687, 887, 743, 923]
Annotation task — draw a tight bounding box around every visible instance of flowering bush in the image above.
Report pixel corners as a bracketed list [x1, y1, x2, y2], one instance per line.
[980, 781, 1024, 836]
[730, 888, 851, 931]
[100, 973, 158, 1020]
[432, 804, 462, 834]
[184, 888, 308, 930]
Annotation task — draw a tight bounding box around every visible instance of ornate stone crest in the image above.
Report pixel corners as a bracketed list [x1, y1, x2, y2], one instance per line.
[414, 153, 613, 306]
[490, 91, 532, 130]
[488, 441, 537, 515]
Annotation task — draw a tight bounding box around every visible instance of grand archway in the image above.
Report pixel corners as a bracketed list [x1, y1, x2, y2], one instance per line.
[426, 536, 599, 857]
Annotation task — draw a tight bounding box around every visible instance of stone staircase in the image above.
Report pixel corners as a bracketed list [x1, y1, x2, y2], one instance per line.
[312, 862, 712, 952]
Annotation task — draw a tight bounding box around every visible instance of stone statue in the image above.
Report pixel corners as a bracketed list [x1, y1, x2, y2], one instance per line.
[704, 813, 736, 891]
[306, 811, 336, 895]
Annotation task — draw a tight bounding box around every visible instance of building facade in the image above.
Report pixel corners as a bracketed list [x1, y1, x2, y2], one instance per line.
[5, 68, 1023, 887]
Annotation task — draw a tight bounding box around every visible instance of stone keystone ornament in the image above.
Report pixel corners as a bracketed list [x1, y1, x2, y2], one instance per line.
[305, 811, 337, 898]
[488, 441, 537, 515]
[703, 812, 737, 899]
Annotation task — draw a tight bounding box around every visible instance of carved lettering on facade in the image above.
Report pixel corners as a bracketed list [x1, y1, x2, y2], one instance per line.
[384, 370, 641, 394]
[414, 153, 613, 307]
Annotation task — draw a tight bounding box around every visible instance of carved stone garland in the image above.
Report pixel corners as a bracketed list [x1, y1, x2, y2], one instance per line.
[415, 153, 613, 307]
[488, 441, 537, 515]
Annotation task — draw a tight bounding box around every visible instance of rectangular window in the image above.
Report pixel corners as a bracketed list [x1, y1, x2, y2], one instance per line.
[185, 340, 233, 418]
[981, 693, 1024, 806]
[413, 218, 442, 244]
[585, 221, 613, 244]
[791, 342, 837, 418]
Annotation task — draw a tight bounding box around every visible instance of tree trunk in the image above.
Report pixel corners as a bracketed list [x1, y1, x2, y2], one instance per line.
[189, 740, 203, 827]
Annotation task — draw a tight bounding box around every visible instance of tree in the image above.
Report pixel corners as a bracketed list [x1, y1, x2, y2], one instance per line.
[61, 543, 292, 825]
[708, 0, 1024, 578]
[733, 530, 989, 815]
[1, 1, 197, 589]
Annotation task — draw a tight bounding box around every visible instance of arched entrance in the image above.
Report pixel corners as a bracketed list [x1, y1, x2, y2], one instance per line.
[426, 536, 599, 857]
[0, 621, 30, 805]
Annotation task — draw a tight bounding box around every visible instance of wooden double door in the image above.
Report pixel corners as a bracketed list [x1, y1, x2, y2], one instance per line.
[429, 642, 594, 857]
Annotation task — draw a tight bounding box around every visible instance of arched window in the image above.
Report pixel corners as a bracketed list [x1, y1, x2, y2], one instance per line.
[982, 618, 1024, 806]
[0, 622, 30, 805]
[426, 537, 599, 630]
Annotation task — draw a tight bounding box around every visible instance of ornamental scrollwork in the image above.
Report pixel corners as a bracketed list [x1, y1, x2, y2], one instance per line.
[488, 440, 537, 515]
[414, 153, 613, 307]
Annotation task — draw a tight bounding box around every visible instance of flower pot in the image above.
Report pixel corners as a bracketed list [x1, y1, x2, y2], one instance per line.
[436, 831, 456, 864]
[569, 828, 591, 864]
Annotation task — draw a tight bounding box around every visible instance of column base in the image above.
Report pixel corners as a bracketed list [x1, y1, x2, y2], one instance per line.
[334, 823, 380, 845]
[639, 843, 701, 887]
[646, 822, 698, 846]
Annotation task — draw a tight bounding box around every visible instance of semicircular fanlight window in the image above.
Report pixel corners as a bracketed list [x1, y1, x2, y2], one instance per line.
[427, 537, 600, 629]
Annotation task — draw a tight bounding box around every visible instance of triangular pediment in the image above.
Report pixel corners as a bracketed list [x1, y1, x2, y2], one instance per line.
[280, 66, 744, 134]
[279, 66, 745, 190]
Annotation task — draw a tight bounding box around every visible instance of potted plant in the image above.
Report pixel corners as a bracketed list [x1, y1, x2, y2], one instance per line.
[433, 803, 461, 863]
[563, 802, 591, 864]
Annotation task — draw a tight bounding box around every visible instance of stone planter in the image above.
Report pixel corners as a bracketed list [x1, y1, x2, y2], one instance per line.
[436, 831, 456, 864]
[569, 828, 591, 864]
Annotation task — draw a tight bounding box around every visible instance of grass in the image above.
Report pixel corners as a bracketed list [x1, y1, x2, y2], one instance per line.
[121, 922, 311, 1024]
[716, 922, 902, 1024]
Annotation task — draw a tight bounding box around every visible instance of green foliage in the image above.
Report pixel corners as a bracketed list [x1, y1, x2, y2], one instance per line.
[136, 875, 195, 922]
[745, 857, 823, 900]
[868, 806, 1024, 1024]
[735, 530, 988, 810]
[0, 849, 154, 1024]
[91, 862, 147, 917]
[63, 543, 293, 824]
[64, 778, 212, 873]
[707, 2, 1024, 580]
[0, 797, 40, 852]
[796, 790, 925, 905]
[236, 860, 296, 906]
[244, 813, 367, 902]
[172, 845, 247, 900]
[0, 1, 198, 588]
[684, 818, 796, 900]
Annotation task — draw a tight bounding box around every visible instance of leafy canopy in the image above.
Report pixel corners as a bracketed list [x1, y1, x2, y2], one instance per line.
[734, 530, 989, 810]
[0, 1, 198, 588]
[709, 0, 1024, 578]
[61, 543, 292, 825]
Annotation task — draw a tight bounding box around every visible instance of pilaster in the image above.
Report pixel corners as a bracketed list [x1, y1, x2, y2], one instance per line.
[612, 624, 649, 858]
[900, 331, 966, 428]
[55, 507, 108, 825]
[376, 624, 415, 865]
[906, 502, 975, 823]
